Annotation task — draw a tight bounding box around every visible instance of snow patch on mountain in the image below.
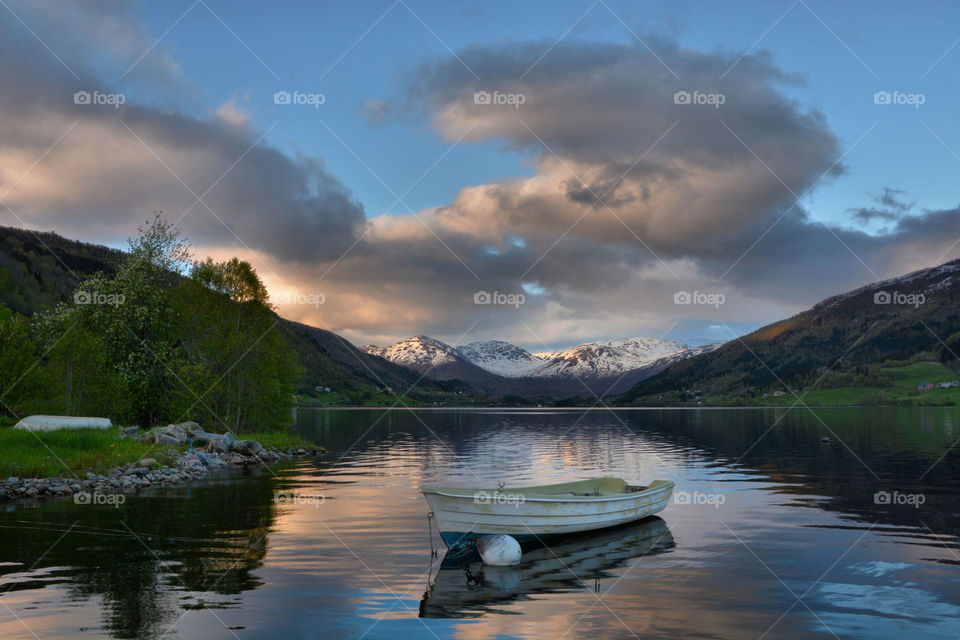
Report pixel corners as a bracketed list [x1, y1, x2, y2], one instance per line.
[361, 335, 463, 369]
[819, 259, 960, 309]
[455, 341, 543, 377]
[531, 337, 692, 378]
[363, 335, 715, 382]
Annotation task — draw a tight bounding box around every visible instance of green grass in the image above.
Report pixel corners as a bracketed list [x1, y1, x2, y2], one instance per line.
[297, 390, 429, 406]
[888, 362, 959, 387]
[755, 361, 960, 407]
[0, 428, 184, 479]
[0, 427, 324, 479]
[243, 430, 323, 451]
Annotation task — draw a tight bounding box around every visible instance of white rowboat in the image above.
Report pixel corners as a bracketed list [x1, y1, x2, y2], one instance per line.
[422, 477, 674, 547]
[420, 517, 674, 618]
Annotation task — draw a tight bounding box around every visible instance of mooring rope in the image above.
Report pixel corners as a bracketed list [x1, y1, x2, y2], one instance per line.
[426, 511, 438, 558]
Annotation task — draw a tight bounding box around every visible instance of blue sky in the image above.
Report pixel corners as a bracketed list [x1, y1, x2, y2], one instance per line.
[139, 0, 960, 223]
[3, 0, 960, 349]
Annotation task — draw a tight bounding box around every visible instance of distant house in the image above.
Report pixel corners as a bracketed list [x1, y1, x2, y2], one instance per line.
[772, 390, 786, 397]
[917, 382, 934, 391]
[937, 381, 959, 389]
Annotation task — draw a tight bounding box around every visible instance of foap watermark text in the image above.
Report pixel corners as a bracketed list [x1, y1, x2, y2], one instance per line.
[474, 91, 526, 108]
[474, 290, 525, 308]
[274, 90, 325, 108]
[674, 90, 725, 108]
[674, 291, 725, 308]
[74, 290, 124, 307]
[274, 490, 325, 507]
[874, 490, 924, 508]
[74, 491, 125, 508]
[74, 90, 125, 108]
[873, 91, 925, 108]
[275, 291, 325, 308]
[874, 290, 924, 308]
[674, 490, 725, 508]
[474, 491, 526, 508]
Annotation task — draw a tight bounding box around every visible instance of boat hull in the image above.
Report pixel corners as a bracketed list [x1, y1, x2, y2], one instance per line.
[421, 517, 675, 618]
[422, 478, 674, 548]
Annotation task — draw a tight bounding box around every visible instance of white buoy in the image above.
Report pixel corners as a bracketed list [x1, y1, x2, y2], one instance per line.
[477, 534, 522, 566]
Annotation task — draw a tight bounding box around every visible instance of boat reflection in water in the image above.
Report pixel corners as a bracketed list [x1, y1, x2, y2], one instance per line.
[419, 516, 674, 619]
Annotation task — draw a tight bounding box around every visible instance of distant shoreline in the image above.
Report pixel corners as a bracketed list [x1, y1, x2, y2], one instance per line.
[297, 404, 958, 410]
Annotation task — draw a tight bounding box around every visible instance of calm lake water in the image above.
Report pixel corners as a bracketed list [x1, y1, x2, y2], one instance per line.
[1, 407, 959, 639]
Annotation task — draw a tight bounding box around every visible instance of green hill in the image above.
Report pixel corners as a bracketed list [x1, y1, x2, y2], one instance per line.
[0, 226, 123, 316]
[619, 260, 960, 406]
[280, 320, 478, 405]
[0, 224, 478, 408]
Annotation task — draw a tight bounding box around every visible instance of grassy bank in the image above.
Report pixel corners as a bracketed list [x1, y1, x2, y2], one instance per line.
[0, 427, 321, 479]
[244, 430, 322, 451]
[627, 361, 960, 407]
[297, 390, 431, 407]
[755, 362, 960, 407]
[0, 429, 182, 479]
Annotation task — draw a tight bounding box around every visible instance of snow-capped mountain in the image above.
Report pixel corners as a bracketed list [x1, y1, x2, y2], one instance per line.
[361, 335, 465, 371]
[360, 335, 498, 383]
[531, 338, 692, 378]
[631, 342, 723, 378]
[361, 335, 717, 395]
[455, 341, 543, 377]
[455, 337, 695, 379]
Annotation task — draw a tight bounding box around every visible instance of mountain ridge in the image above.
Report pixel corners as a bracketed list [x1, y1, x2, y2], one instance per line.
[359, 335, 718, 398]
[0, 224, 478, 406]
[619, 258, 960, 404]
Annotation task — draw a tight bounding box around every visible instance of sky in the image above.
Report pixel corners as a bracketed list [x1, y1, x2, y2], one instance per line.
[1, 0, 959, 351]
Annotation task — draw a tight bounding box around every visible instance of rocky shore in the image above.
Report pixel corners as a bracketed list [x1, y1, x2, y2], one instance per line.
[0, 421, 323, 504]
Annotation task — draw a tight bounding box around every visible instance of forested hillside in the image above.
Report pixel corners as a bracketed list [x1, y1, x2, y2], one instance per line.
[0, 225, 123, 316]
[620, 260, 960, 404]
[0, 223, 477, 424]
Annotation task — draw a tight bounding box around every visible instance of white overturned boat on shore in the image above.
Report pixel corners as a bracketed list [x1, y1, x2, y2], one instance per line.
[421, 477, 674, 547]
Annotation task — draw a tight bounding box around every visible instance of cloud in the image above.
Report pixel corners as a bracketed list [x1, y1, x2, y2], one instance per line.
[214, 99, 251, 129]
[3, 0, 183, 91]
[283, 40, 959, 345]
[848, 187, 914, 224]
[2, 6, 959, 350]
[0, 3, 365, 264]
[359, 99, 391, 126]
[407, 41, 842, 258]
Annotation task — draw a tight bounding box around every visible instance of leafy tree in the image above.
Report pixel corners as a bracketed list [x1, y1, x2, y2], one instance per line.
[0, 303, 36, 419]
[182, 257, 299, 433]
[33, 303, 117, 417]
[69, 216, 191, 425]
[191, 257, 268, 304]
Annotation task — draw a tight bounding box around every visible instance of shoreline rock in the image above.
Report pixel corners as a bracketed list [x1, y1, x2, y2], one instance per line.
[0, 427, 324, 505]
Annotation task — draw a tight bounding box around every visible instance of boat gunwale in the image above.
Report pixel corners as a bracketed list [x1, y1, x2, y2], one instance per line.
[426, 488, 671, 504]
[422, 479, 674, 504]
